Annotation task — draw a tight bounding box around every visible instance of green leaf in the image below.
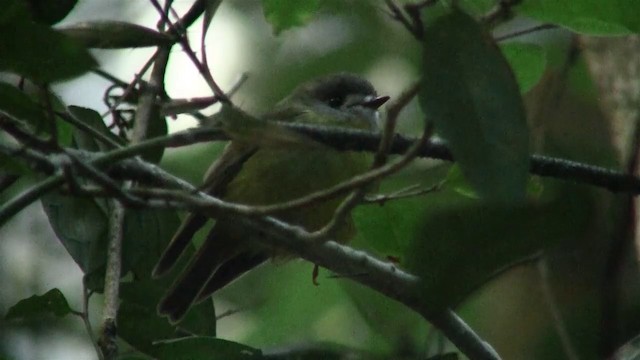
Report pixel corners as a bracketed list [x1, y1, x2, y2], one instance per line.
[41, 192, 109, 274]
[60, 21, 174, 49]
[419, 9, 530, 203]
[0, 21, 96, 82]
[517, 0, 640, 35]
[151, 337, 262, 360]
[445, 164, 544, 199]
[122, 209, 181, 279]
[5, 289, 73, 319]
[25, 0, 78, 25]
[355, 165, 590, 314]
[404, 183, 593, 311]
[500, 43, 547, 93]
[262, 0, 320, 35]
[68, 105, 122, 151]
[0, 82, 46, 127]
[118, 299, 177, 354]
[118, 278, 216, 341]
[119, 279, 217, 356]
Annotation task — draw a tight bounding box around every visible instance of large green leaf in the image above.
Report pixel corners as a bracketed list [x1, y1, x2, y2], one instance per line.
[419, 9, 530, 203]
[123, 209, 181, 279]
[41, 193, 109, 274]
[517, 0, 640, 35]
[356, 171, 593, 313]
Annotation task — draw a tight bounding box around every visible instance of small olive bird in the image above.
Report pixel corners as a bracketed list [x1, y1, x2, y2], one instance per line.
[152, 73, 389, 323]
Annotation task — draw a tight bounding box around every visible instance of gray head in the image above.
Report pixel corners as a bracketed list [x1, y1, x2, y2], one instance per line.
[279, 73, 389, 131]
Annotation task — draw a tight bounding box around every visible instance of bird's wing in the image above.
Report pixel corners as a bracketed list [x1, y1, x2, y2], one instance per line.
[152, 141, 257, 278]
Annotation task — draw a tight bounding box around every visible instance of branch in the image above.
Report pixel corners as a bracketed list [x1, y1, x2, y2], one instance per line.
[4, 121, 640, 227]
[242, 216, 500, 359]
[98, 201, 125, 360]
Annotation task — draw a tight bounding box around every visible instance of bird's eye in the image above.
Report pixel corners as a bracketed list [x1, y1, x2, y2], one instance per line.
[327, 96, 343, 108]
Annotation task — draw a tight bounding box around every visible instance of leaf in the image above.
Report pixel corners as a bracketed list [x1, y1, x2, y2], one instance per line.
[119, 281, 218, 357]
[25, 0, 78, 25]
[262, 0, 320, 35]
[41, 192, 109, 274]
[122, 209, 180, 279]
[419, 9, 530, 203]
[151, 337, 262, 360]
[68, 105, 122, 151]
[118, 277, 217, 350]
[0, 21, 96, 82]
[517, 0, 640, 35]
[5, 289, 73, 319]
[354, 163, 590, 313]
[404, 183, 593, 311]
[60, 21, 174, 49]
[445, 164, 544, 200]
[0, 82, 46, 127]
[500, 43, 547, 93]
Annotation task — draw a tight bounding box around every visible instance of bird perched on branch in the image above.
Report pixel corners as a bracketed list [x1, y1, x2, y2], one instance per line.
[153, 73, 389, 323]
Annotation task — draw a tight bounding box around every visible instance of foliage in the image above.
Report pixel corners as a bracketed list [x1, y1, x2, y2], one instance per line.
[1, 0, 640, 359]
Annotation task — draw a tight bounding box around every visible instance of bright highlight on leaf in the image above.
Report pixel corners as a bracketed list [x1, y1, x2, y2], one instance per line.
[263, 0, 320, 34]
[500, 43, 547, 93]
[419, 9, 530, 203]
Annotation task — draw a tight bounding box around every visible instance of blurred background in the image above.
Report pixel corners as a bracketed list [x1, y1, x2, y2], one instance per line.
[2, 1, 640, 359]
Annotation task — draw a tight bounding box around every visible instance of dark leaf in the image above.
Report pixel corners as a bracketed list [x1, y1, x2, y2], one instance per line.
[25, 0, 78, 25]
[419, 9, 530, 203]
[0, 82, 46, 127]
[5, 289, 73, 319]
[151, 337, 262, 360]
[41, 192, 109, 274]
[60, 21, 174, 49]
[68, 105, 122, 151]
[122, 209, 180, 279]
[0, 21, 96, 82]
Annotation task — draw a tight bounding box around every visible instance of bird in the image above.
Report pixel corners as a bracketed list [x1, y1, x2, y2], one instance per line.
[152, 73, 389, 323]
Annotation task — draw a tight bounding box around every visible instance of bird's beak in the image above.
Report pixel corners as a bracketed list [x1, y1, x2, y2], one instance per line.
[360, 95, 390, 109]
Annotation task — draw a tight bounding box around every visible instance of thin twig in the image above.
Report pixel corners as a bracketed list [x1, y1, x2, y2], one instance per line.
[56, 110, 124, 149]
[494, 23, 558, 42]
[149, 0, 228, 100]
[364, 181, 444, 205]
